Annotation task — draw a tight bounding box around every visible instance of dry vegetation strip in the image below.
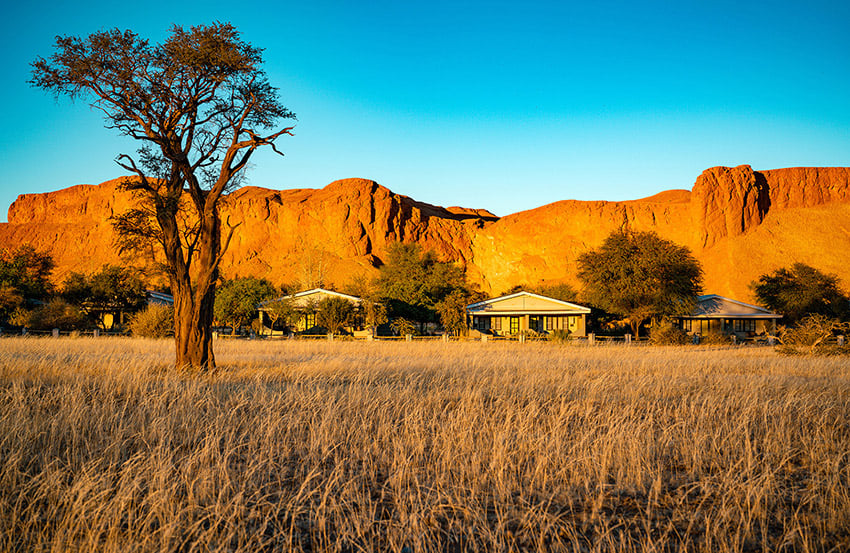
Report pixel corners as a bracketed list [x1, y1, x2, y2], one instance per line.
[0, 338, 848, 552]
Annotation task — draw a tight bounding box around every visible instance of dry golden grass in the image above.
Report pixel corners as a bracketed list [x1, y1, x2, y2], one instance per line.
[0, 338, 848, 552]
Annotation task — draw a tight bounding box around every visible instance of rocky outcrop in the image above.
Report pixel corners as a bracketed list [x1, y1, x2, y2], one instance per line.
[2, 165, 849, 303]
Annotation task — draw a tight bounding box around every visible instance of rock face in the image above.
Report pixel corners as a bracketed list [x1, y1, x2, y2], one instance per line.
[2, 165, 849, 303]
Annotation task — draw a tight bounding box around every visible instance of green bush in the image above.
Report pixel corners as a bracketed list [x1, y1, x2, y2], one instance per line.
[390, 317, 417, 336]
[777, 315, 849, 356]
[697, 330, 733, 346]
[548, 329, 572, 343]
[10, 299, 86, 330]
[129, 304, 173, 338]
[649, 322, 689, 345]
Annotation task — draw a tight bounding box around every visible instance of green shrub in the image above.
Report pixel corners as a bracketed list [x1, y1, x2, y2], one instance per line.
[649, 322, 689, 345]
[129, 304, 173, 338]
[390, 317, 417, 336]
[10, 299, 86, 330]
[548, 329, 572, 342]
[698, 330, 733, 346]
[777, 315, 849, 356]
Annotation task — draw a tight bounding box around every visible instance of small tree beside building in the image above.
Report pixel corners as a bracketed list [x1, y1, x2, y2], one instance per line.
[214, 277, 276, 335]
[577, 230, 703, 337]
[316, 296, 355, 335]
[752, 263, 850, 324]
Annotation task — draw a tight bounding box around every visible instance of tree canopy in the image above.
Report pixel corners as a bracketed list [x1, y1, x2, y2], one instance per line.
[0, 246, 54, 323]
[752, 263, 850, 324]
[214, 277, 276, 334]
[577, 230, 703, 337]
[0, 245, 54, 300]
[31, 23, 294, 368]
[376, 242, 471, 323]
[316, 296, 356, 335]
[62, 265, 147, 312]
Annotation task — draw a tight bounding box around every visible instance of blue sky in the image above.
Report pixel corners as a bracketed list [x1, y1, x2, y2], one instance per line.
[1, 0, 848, 221]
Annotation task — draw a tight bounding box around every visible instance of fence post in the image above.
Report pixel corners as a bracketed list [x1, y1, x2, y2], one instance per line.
[405, 334, 412, 342]
[52, 328, 60, 338]
[588, 333, 595, 346]
[93, 328, 100, 338]
[366, 333, 374, 342]
[442, 333, 450, 342]
[519, 333, 526, 344]
[481, 334, 489, 343]
[625, 333, 632, 345]
[767, 335, 775, 346]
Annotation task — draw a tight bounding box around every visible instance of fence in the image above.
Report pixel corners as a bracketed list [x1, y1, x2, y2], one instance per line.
[1, 328, 791, 348]
[0, 328, 127, 338]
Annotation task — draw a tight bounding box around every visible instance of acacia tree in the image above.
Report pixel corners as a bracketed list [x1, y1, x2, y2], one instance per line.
[577, 230, 703, 337]
[214, 277, 276, 335]
[31, 24, 295, 368]
[263, 296, 299, 334]
[377, 242, 470, 323]
[316, 296, 355, 335]
[752, 263, 850, 324]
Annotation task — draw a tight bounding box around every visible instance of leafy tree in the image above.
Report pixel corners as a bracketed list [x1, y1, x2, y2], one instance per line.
[577, 230, 703, 337]
[0, 245, 54, 301]
[0, 286, 24, 324]
[214, 277, 276, 335]
[362, 298, 388, 334]
[390, 317, 417, 337]
[88, 265, 148, 312]
[263, 296, 300, 333]
[31, 23, 295, 369]
[501, 282, 578, 302]
[316, 296, 355, 334]
[377, 242, 471, 322]
[751, 263, 850, 324]
[61, 272, 92, 305]
[11, 299, 86, 330]
[342, 274, 387, 334]
[535, 283, 578, 303]
[436, 289, 471, 336]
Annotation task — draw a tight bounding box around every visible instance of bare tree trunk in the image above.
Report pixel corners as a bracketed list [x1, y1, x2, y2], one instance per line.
[166, 204, 221, 371]
[173, 282, 216, 369]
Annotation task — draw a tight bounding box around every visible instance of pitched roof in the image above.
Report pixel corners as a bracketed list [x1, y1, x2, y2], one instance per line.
[467, 291, 591, 314]
[259, 288, 362, 309]
[687, 294, 781, 318]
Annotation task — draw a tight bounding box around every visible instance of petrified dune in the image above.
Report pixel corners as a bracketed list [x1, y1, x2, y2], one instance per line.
[2, 165, 849, 303]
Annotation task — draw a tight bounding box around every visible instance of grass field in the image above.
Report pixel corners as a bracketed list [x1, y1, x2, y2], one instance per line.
[0, 337, 848, 552]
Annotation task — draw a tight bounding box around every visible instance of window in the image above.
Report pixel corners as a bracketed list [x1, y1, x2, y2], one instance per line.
[681, 319, 692, 332]
[530, 316, 540, 332]
[473, 316, 491, 331]
[734, 319, 756, 333]
[304, 312, 316, 329]
[545, 316, 553, 331]
[510, 317, 520, 334]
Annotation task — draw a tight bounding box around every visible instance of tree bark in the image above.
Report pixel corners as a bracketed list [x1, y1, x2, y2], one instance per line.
[630, 319, 641, 338]
[164, 200, 221, 370]
[173, 281, 216, 369]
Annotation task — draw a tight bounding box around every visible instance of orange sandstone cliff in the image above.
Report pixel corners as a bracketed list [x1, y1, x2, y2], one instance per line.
[2, 165, 849, 302]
